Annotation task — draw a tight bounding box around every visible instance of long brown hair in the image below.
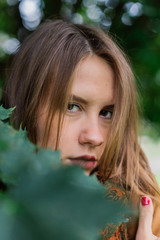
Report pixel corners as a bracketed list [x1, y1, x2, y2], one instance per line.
[2, 20, 160, 203]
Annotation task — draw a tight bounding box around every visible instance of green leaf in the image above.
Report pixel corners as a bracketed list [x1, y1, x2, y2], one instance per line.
[0, 165, 131, 240]
[0, 105, 15, 121]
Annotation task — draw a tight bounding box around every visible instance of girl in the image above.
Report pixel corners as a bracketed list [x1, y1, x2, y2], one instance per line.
[2, 20, 160, 239]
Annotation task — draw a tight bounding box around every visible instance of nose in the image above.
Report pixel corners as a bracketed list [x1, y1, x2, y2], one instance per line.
[78, 117, 104, 147]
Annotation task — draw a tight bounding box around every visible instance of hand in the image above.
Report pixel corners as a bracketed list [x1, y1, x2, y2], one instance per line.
[136, 196, 159, 240]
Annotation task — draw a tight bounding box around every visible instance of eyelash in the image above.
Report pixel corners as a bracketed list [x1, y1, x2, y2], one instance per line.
[99, 109, 113, 119]
[67, 103, 113, 119]
[67, 103, 81, 112]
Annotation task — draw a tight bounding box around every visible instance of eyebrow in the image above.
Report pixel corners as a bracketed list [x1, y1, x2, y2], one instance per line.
[68, 94, 88, 105]
[103, 104, 114, 110]
[68, 94, 115, 109]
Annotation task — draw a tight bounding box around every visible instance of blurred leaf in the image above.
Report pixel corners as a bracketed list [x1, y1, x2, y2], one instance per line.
[0, 105, 15, 121]
[0, 166, 130, 240]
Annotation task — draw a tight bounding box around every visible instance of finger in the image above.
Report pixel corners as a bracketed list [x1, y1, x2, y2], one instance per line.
[136, 196, 154, 240]
[139, 196, 153, 230]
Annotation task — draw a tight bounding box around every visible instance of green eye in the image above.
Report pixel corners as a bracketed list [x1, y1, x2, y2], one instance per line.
[100, 109, 112, 119]
[67, 103, 80, 112]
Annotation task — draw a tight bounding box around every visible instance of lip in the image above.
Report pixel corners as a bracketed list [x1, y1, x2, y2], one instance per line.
[68, 155, 97, 169]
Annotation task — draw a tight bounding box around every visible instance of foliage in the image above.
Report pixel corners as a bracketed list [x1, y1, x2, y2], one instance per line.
[0, 105, 131, 240]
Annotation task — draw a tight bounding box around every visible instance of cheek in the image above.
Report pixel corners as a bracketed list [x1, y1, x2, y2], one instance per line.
[57, 120, 80, 158]
[36, 116, 46, 146]
[36, 123, 58, 149]
[36, 111, 59, 149]
[99, 126, 109, 152]
[58, 123, 77, 147]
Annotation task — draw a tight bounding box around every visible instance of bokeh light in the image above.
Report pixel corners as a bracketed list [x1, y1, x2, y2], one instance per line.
[2, 38, 20, 55]
[72, 13, 83, 24]
[101, 16, 112, 28]
[121, 13, 132, 26]
[82, 0, 97, 8]
[124, 2, 143, 17]
[19, 0, 43, 30]
[86, 6, 103, 22]
[105, 0, 119, 9]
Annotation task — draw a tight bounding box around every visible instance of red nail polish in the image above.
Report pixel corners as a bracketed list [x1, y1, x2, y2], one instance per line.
[141, 196, 150, 206]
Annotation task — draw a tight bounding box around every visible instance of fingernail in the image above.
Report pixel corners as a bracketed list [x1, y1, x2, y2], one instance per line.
[141, 196, 150, 206]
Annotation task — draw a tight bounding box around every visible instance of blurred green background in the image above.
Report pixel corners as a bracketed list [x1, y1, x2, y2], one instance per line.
[0, 0, 160, 173]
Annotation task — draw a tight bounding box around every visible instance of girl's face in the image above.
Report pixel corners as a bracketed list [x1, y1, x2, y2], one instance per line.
[37, 55, 115, 175]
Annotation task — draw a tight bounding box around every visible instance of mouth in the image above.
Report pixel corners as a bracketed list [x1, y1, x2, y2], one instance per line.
[68, 155, 97, 169]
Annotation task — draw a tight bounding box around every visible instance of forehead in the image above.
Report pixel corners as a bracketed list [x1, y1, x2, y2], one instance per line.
[70, 55, 115, 105]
